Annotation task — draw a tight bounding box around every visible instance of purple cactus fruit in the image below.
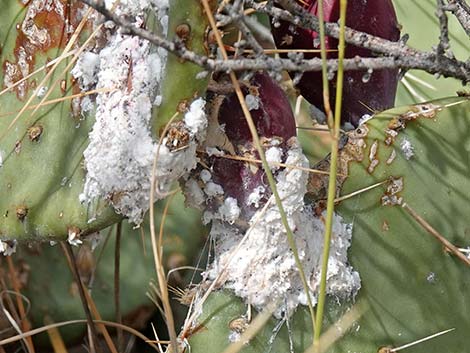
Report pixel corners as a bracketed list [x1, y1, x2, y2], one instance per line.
[204, 73, 297, 221]
[217, 73, 297, 147]
[272, 0, 400, 126]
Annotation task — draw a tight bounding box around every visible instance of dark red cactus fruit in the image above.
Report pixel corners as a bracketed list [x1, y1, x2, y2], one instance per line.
[218, 73, 297, 148]
[209, 73, 297, 220]
[272, 0, 400, 126]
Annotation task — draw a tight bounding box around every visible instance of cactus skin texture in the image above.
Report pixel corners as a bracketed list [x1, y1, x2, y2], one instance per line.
[185, 97, 470, 353]
[272, 0, 400, 126]
[12, 192, 205, 345]
[0, 0, 120, 241]
[153, 0, 214, 134]
[0, 0, 211, 241]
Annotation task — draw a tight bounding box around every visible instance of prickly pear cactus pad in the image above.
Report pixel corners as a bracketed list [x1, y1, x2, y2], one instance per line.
[0, 0, 211, 241]
[334, 97, 470, 352]
[0, 0, 119, 242]
[184, 97, 470, 353]
[13, 192, 205, 344]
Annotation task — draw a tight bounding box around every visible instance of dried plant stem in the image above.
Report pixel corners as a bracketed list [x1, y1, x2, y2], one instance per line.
[317, 0, 334, 130]
[44, 316, 68, 353]
[0, 319, 159, 351]
[81, 0, 470, 82]
[208, 152, 332, 176]
[314, 0, 347, 350]
[445, 0, 470, 36]
[201, 0, 317, 338]
[6, 257, 35, 353]
[61, 243, 102, 353]
[81, 284, 119, 353]
[114, 222, 123, 351]
[149, 112, 181, 353]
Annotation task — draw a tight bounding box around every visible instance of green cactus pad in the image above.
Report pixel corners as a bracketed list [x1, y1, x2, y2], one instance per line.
[185, 97, 470, 353]
[0, 0, 212, 241]
[0, 0, 119, 241]
[153, 0, 212, 134]
[335, 96, 470, 352]
[14, 192, 206, 344]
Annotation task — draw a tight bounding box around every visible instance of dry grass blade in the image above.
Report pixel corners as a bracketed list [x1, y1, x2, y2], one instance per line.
[29, 22, 104, 121]
[61, 243, 102, 353]
[1, 307, 30, 353]
[304, 301, 367, 353]
[1, 7, 93, 140]
[44, 316, 68, 353]
[150, 322, 165, 353]
[0, 50, 77, 98]
[401, 77, 427, 103]
[221, 303, 277, 353]
[206, 151, 332, 176]
[166, 266, 203, 282]
[0, 319, 160, 351]
[6, 257, 35, 353]
[0, 88, 116, 119]
[334, 180, 389, 204]
[148, 112, 181, 353]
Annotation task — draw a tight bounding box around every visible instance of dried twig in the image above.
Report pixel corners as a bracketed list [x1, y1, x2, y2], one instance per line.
[114, 222, 123, 352]
[436, 0, 450, 56]
[61, 243, 102, 353]
[80, 0, 470, 82]
[445, 0, 470, 36]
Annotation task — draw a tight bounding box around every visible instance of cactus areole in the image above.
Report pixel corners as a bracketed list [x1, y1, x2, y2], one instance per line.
[272, 0, 400, 126]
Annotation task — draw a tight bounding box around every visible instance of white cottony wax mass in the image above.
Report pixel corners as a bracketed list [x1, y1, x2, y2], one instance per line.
[201, 140, 360, 317]
[74, 0, 206, 225]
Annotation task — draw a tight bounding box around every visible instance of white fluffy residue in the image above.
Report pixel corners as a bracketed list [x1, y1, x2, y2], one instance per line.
[205, 140, 360, 317]
[184, 98, 207, 139]
[0, 240, 17, 256]
[35, 86, 47, 98]
[400, 137, 414, 160]
[265, 146, 282, 171]
[204, 181, 224, 198]
[245, 94, 260, 111]
[206, 146, 225, 157]
[0, 149, 3, 167]
[247, 185, 265, 208]
[70, 52, 100, 90]
[200, 169, 212, 183]
[218, 197, 240, 224]
[184, 178, 205, 208]
[67, 228, 82, 247]
[76, 1, 206, 224]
